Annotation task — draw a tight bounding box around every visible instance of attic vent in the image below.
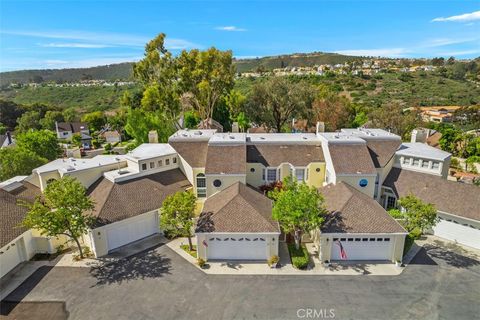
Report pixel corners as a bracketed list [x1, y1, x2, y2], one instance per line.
[302, 136, 308, 140]
[194, 131, 202, 135]
[66, 166, 76, 171]
[229, 135, 235, 139]
[260, 137, 265, 140]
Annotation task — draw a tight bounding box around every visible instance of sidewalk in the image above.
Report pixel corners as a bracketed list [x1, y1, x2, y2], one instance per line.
[167, 237, 405, 276]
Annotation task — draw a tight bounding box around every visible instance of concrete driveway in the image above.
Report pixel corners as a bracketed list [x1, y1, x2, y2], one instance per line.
[1, 242, 480, 320]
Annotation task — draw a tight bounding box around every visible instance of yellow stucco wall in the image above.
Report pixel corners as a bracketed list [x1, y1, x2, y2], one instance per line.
[206, 174, 246, 197]
[306, 162, 326, 188]
[246, 163, 266, 188]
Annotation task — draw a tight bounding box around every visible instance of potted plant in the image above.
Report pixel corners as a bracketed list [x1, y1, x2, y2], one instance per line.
[197, 258, 206, 268]
[268, 255, 280, 268]
[395, 260, 402, 267]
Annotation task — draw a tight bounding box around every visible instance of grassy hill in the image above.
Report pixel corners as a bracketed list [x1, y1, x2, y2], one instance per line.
[234, 52, 359, 73]
[0, 63, 134, 87]
[0, 52, 358, 85]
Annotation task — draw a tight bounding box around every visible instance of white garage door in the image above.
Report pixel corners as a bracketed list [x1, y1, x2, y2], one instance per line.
[331, 236, 393, 261]
[106, 212, 159, 251]
[207, 236, 268, 260]
[1, 238, 26, 278]
[433, 219, 480, 249]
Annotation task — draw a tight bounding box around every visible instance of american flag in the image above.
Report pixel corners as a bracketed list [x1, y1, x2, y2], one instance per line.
[336, 241, 347, 260]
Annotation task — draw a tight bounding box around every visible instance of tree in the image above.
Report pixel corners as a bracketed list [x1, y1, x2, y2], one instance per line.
[0, 100, 25, 129]
[246, 77, 315, 132]
[124, 108, 176, 144]
[369, 102, 419, 138]
[160, 191, 197, 250]
[16, 110, 41, 133]
[39, 110, 64, 130]
[16, 130, 62, 161]
[397, 195, 438, 233]
[183, 110, 200, 129]
[22, 177, 95, 258]
[62, 108, 78, 122]
[0, 147, 47, 181]
[225, 89, 246, 119]
[0, 122, 6, 135]
[311, 85, 352, 131]
[81, 111, 106, 132]
[177, 47, 235, 122]
[270, 177, 327, 249]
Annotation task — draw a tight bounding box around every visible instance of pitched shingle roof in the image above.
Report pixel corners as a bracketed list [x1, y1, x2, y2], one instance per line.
[87, 169, 191, 226]
[169, 141, 209, 168]
[328, 144, 376, 175]
[320, 182, 406, 234]
[383, 168, 480, 221]
[247, 144, 324, 167]
[365, 139, 401, 168]
[0, 182, 41, 248]
[196, 182, 280, 233]
[56, 122, 88, 133]
[205, 145, 246, 174]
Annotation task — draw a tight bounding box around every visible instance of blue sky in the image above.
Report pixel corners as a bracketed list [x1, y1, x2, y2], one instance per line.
[1, 0, 479, 71]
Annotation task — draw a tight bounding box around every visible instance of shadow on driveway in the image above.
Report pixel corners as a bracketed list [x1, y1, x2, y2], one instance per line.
[423, 243, 480, 268]
[89, 245, 171, 286]
[0, 301, 68, 320]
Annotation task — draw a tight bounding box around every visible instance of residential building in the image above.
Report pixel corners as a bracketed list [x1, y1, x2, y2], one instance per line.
[101, 130, 122, 144]
[55, 122, 92, 149]
[0, 132, 13, 148]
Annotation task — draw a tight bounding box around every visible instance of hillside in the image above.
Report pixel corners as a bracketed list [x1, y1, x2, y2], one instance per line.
[0, 63, 134, 87]
[233, 52, 360, 73]
[0, 52, 358, 85]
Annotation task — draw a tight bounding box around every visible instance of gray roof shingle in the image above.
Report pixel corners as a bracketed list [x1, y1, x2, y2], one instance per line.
[0, 182, 41, 247]
[365, 139, 401, 168]
[320, 182, 406, 234]
[87, 169, 191, 226]
[196, 182, 280, 233]
[169, 141, 209, 168]
[383, 168, 480, 221]
[205, 145, 246, 174]
[328, 144, 377, 175]
[247, 144, 324, 167]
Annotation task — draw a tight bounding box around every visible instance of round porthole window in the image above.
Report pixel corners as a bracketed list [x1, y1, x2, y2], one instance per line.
[213, 179, 222, 187]
[359, 179, 368, 187]
[250, 168, 255, 173]
[315, 168, 321, 172]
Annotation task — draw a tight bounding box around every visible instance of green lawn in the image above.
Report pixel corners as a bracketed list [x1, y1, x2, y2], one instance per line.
[180, 244, 197, 258]
[288, 243, 310, 269]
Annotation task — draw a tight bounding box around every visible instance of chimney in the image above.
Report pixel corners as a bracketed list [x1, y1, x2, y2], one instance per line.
[148, 130, 159, 143]
[316, 122, 325, 134]
[6, 131, 12, 145]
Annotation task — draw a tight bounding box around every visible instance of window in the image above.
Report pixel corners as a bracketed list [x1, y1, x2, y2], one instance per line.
[362, 238, 368, 242]
[333, 238, 339, 241]
[340, 238, 346, 242]
[250, 168, 255, 173]
[432, 162, 440, 170]
[347, 238, 353, 242]
[173, 157, 177, 164]
[213, 179, 222, 187]
[267, 169, 277, 182]
[196, 173, 206, 198]
[295, 168, 305, 182]
[150, 162, 155, 169]
[377, 238, 383, 242]
[369, 238, 375, 241]
[422, 160, 430, 168]
[141, 163, 147, 171]
[413, 159, 420, 166]
[158, 160, 163, 166]
[316, 167, 321, 173]
[386, 196, 396, 209]
[384, 238, 390, 242]
[355, 238, 361, 242]
[166, 158, 170, 165]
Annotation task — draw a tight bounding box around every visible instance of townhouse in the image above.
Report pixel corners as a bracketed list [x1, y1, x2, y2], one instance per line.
[2, 126, 479, 277]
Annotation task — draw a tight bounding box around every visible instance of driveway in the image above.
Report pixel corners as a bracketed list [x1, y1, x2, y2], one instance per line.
[2, 242, 480, 320]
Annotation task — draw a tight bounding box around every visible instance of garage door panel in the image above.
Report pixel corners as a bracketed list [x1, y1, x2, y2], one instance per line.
[433, 220, 480, 249]
[106, 213, 158, 251]
[331, 238, 392, 261]
[207, 236, 268, 260]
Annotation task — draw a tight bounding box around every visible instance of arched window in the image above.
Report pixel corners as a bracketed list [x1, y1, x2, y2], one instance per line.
[196, 173, 206, 198]
[46, 178, 57, 185]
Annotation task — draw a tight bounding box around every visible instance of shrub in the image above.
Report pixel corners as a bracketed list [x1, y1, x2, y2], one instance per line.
[388, 208, 404, 219]
[268, 255, 280, 266]
[288, 244, 309, 269]
[410, 228, 422, 240]
[197, 258, 206, 268]
[403, 233, 416, 256]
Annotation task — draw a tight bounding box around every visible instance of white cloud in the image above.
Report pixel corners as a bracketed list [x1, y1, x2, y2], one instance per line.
[1, 29, 198, 50]
[432, 11, 480, 22]
[216, 26, 247, 32]
[436, 49, 480, 56]
[334, 48, 408, 57]
[423, 37, 478, 48]
[40, 43, 112, 48]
